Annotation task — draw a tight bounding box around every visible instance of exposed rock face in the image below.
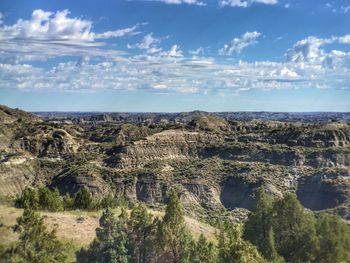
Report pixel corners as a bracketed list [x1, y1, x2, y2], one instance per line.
[108, 130, 223, 169]
[1, 105, 350, 220]
[297, 173, 350, 210]
[220, 176, 261, 210]
[50, 166, 111, 196]
[135, 177, 168, 204]
[17, 129, 79, 157]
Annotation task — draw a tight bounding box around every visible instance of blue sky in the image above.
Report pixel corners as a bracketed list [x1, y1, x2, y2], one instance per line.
[0, 0, 349, 112]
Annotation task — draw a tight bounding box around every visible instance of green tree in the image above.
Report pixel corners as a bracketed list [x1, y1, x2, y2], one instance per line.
[63, 193, 74, 210]
[7, 209, 67, 263]
[73, 188, 94, 210]
[128, 204, 156, 263]
[38, 187, 63, 212]
[271, 193, 319, 263]
[314, 213, 350, 263]
[244, 187, 283, 262]
[101, 194, 118, 209]
[76, 208, 130, 263]
[15, 187, 39, 210]
[190, 234, 218, 263]
[158, 189, 191, 263]
[218, 223, 266, 263]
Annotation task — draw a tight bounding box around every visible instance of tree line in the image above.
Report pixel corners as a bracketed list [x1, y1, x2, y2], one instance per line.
[2, 187, 350, 262]
[14, 187, 128, 212]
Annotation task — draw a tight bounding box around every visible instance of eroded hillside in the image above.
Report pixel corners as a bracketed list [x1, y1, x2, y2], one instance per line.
[1, 106, 350, 220]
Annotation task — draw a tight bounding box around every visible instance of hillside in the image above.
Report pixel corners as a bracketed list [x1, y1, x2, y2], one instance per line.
[0, 105, 350, 221]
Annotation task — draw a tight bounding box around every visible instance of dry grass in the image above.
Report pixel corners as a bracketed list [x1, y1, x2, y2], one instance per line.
[0, 206, 98, 246]
[0, 205, 217, 250]
[149, 210, 217, 241]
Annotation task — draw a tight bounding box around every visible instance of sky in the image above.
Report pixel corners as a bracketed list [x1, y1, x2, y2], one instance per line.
[0, 0, 349, 112]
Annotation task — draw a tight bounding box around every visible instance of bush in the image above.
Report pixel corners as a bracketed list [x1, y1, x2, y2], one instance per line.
[3, 209, 67, 262]
[100, 194, 117, 209]
[63, 193, 74, 210]
[15, 187, 39, 210]
[38, 187, 64, 212]
[73, 188, 95, 210]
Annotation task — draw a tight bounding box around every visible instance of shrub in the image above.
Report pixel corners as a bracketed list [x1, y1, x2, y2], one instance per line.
[15, 187, 39, 210]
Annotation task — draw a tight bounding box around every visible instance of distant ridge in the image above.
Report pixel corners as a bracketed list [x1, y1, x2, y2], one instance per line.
[33, 110, 350, 123]
[0, 105, 39, 124]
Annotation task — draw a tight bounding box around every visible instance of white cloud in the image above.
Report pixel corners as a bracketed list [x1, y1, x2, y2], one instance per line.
[219, 31, 261, 55]
[161, 44, 183, 57]
[128, 33, 163, 54]
[219, 0, 278, 8]
[2, 37, 350, 95]
[285, 35, 350, 65]
[0, 9, 139, 41]
[0, 9, 141, 61]
[188, 47, 204, 56]
[0, 10, 350, 96]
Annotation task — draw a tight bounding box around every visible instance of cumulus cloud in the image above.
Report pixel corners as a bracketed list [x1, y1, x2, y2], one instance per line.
[0, 9, 141, 61]
[165, 45, 183, 57]
[219, 0, 278, 8]
[2, 36, 350, 95]
[285, 35, 350, 67]
[1, 10, 350, 95]
[219, 31, 261, 55]
[127, 33, 163, 54]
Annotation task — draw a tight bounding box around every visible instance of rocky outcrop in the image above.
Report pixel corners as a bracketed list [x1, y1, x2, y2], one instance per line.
[51, 166, 111, 196]
[107, 130, 223, 169]
[16, 129, 79, 158]
[297, 173, 350, 210]
[1, 105, 350, 220]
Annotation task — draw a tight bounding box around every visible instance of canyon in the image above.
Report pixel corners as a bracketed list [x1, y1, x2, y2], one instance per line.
[1, 104, 350, 221]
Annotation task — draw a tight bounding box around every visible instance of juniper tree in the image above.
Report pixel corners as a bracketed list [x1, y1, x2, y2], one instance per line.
[8, 209, 67, 263]
[128, 204, 155, 263]
[314, 213, 350, 263]
[244, 187, 283, 262]
[190, 234, 218, 263]
[76, 208, 130, 263]
[158, 189, 191, 263]
[271, 193, 318, 263]
[218, 223, 266, 263]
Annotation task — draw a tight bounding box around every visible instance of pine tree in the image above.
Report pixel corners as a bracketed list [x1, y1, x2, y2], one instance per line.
[314, 213, 350, 263]
[158, 189, 191, 263]
[101, 194, 118, 209]
[218, 223, 266, 263]
[8, 208, 67, 263]
[271, 193, 319, 262]
[15, 187, 39, 210]
[190, 234, 218, 263]
[128, 204, 155, 263]
[74, 188, 94, 210]
[244, 187, 283, 262]
[63, 192, 74, 210]
[38, 187, 63, 212]
[76, 208, 130, 263]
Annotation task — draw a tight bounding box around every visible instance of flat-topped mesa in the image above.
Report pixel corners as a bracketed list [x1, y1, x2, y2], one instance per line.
[108, 130, 224, 169]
